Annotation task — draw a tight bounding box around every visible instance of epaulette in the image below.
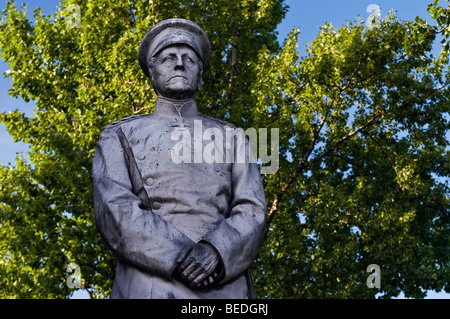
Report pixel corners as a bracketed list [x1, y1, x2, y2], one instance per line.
[198, 114, 237, 128]
[103, 114, 151, 130]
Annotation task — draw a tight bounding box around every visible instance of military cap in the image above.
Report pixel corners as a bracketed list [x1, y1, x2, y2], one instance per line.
[138, 18, 211, 78]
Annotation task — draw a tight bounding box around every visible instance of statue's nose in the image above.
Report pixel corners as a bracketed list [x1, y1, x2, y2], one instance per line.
[174, 55, 185, 70]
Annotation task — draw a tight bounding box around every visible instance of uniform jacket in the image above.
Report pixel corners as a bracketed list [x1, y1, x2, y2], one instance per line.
[93, 97, 267, 298]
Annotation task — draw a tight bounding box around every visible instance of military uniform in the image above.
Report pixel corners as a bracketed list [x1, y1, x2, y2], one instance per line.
[93, 98, 267, 298]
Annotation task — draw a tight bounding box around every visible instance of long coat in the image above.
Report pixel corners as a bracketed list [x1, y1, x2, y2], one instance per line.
[93, 98, 267, 299]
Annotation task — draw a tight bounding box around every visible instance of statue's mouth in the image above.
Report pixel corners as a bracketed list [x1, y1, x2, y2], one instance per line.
[169, 75, 187, 80]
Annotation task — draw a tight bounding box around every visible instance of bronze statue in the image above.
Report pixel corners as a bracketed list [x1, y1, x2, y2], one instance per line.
[93, 18, 266, 299]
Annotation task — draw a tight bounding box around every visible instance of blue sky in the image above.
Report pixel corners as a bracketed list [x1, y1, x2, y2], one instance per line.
[0, 0, 449, 299]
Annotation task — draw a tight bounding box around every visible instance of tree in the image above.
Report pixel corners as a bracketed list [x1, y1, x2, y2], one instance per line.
[251, 2, 450, 298]
[0, 0, 449, 299]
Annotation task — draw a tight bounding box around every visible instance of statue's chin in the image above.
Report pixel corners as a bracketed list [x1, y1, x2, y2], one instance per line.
[162, 86, 195, 100]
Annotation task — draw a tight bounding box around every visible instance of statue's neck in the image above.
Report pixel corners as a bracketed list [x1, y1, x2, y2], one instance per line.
[153, 96, 198, 118]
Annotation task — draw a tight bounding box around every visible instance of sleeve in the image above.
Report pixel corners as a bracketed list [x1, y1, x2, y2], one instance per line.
[93, 126, 194, 280]
[202, 129, 267, 283]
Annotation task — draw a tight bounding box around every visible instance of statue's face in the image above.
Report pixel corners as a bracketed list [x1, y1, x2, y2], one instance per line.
[151, 44, 202, 100]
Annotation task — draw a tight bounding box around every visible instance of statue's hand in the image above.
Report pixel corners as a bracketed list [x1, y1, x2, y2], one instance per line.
[176, 242, 221, 288]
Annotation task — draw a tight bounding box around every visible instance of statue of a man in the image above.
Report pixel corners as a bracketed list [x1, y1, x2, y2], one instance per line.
[93, 18, 266, 299]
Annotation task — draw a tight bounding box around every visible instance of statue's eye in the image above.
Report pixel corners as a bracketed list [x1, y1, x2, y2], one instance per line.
[183, 56, 194, 64]
[161, 55, 175, 63]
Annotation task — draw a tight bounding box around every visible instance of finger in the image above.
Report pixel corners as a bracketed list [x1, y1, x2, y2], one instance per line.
[177, 261, 189, 273]
[181, 261, 200, 280]
[186, 265, 204, 283]
[196, 275, 215, 288]
[206, 275, 215, 286]
[178, 259, 194, 277]
[188, 260, 218, 286]
[194, 279, 209, 288]
[190, 271, 209, 287]
[178, 253, 196, 273]
[191, 266, 217, 287]
[197, 279, 209, 288]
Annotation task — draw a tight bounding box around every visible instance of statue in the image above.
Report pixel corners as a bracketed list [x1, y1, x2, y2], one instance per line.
[93, 18, 267, 299]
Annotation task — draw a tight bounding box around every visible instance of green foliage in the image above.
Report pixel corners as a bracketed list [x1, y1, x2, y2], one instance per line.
[0, 0, 449, 299]
[252, 3, 450, 298]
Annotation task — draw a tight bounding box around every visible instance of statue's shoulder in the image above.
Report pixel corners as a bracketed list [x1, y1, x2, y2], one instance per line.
[198, 114, 237, 129]
[103, 114, 152, 130]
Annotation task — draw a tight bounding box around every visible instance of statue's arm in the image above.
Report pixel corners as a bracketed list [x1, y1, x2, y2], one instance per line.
[93, 127, 193, 280]
[202, 135, 267, 283]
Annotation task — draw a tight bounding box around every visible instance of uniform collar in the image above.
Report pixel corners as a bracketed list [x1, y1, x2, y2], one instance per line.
[153, 96, 198, 118]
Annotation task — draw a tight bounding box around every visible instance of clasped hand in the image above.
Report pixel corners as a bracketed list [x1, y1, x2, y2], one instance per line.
[175, 242, 221, 288]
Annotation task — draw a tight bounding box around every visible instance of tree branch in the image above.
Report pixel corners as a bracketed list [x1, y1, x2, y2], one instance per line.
[83, 286, 93, 299]
[267, 114, 326, 224]
[267, 110, 380, 225]
[311, 111, 379, 164]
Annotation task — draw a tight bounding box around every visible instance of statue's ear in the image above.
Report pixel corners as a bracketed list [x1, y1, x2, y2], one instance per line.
[147, 57, 156, 79]
[149, 71, 154, 84]
[147, 58, 159, 94]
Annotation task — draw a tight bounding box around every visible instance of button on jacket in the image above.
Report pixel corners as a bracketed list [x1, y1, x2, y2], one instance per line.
[93, 98, 267, 298]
